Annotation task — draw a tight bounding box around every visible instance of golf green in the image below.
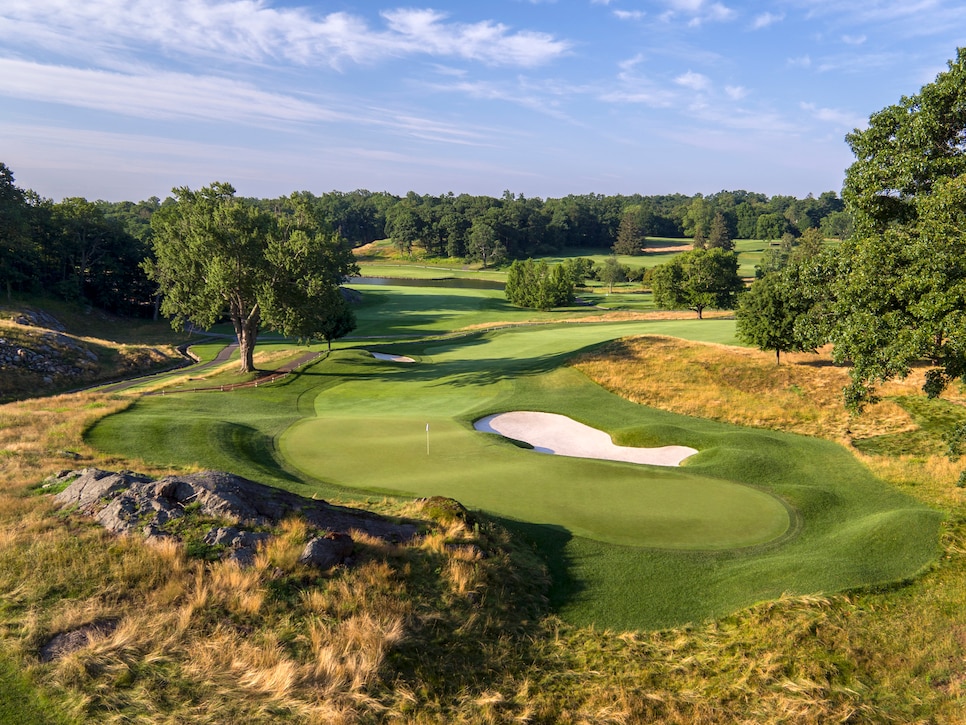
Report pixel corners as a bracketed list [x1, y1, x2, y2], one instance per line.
[282, 415, 791, 549]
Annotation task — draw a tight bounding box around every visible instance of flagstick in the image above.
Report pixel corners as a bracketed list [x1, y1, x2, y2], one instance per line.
[426, 423, 430, 456]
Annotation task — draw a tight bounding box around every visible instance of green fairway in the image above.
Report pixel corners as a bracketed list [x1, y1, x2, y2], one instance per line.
[86, 286, 942, 630]
[348, 283, 629, 338]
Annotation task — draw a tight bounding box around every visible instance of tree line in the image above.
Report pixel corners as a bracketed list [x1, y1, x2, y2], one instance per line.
[0, 168, 850, 315]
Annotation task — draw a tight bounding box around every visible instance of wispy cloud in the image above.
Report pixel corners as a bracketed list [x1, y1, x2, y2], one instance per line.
[841, 34, 867, 45]
[0, 57, 495, 147]
[599, 54, 676, 106]
[0, 1, 572, 69]
[655, 0, 735, 26]
[675, 70, 711, 91]
[800, 101, 866, 129]
[725, 85, 748, 100]
[787, 0, 966, 38]
[751, 12, 784, 30]
[613, 9, 646, 21]
[0, 57, 341, 125]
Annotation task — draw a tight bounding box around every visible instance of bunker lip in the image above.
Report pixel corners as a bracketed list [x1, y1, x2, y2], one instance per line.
[371, 352, 416, 363]
[474, 411, 697, 467]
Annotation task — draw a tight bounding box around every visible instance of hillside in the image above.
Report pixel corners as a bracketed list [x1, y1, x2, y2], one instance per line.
[0, 301, 186, 403]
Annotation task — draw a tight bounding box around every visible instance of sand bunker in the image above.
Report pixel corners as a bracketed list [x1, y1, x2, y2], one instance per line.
[474, 411, 697, 467]
[371, 352, 415, 363]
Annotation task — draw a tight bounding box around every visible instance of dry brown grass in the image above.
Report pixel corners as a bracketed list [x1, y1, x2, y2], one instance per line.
[0, 390, 520, 723]
[572, 335, 944, 444]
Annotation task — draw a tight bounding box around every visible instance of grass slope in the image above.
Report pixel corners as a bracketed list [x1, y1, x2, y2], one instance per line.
[87, 309, 941, 629]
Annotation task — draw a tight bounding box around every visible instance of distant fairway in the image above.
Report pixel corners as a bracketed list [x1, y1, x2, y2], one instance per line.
[87, 288, 942, 629]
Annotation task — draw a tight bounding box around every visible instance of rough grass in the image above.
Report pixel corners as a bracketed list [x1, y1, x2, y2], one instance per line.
[572, 336, 928, 444]
[0, 392, 552, 723]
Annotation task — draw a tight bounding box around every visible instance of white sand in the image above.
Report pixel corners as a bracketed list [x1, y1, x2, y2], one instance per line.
[371, 352, 416, 363]
[474, 411, 697, 467]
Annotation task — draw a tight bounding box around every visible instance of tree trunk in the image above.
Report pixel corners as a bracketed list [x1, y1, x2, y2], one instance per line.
[234, 316, 259, 373]
[776, 348, 781, 366]
[695, 306, 704, 319]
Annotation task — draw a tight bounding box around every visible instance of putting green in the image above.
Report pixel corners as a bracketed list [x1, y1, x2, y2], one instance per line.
[281, 415, 791, 550]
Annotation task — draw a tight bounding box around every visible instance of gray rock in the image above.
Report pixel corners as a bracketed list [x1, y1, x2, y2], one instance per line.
[39, 619, 118, 663]
[51, 468, 417, 566]
[299, 533, 354, 570]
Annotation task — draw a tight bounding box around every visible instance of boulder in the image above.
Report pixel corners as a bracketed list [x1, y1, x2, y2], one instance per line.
[299, 532, 354, 570]
[49, 468, 418, 567]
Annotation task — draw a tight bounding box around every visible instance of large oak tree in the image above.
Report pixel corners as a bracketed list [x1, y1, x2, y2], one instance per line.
[146, 182, 358, 373]
[834, 48, 966, 409]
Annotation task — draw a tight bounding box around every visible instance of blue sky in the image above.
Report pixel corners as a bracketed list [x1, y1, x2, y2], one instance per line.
[1, 1, 963, 202]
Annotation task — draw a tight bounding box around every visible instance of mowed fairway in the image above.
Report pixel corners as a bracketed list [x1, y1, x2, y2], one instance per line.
[87, 286, 943, 629]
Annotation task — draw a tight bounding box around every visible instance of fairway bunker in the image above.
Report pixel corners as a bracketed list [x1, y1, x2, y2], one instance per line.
[371, 352, 415, 363]
[475, 411, 697, 467]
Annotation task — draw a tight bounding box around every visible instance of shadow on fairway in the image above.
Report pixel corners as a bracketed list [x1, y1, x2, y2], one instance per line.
[207, 420, 305, 485]
[274, 344, 591, 390]
[492, 517, 582, 610]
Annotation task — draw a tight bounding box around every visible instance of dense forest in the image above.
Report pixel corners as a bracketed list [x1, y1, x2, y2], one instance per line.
[0, 161, 850, 315]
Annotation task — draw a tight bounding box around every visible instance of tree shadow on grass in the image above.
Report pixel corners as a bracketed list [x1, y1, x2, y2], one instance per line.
[276, 348, 581, 390]
[490, 517, 582, 613]
[207, 421, 304, 486]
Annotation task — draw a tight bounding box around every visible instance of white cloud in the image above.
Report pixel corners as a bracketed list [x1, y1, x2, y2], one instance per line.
[704, 3, 735, 22]
[0, 1, 571, 69]
[656, 0, 734, 25]
[800, 102, 866, 129]
[787, 55, 812, 68]
[785, 0, 966, 39]
[0, 57, 494, 146]
[380, 9, 571, 67]
[675, 70, 711, 91]
[613, 10, 646, 21]
[725, 85, 748, 100]
[0, 57, 340, 125]
[841, 34, 867, 45]
[666, 0, 704, 10]
[599, 54, 676, 106]
[751, 12, 784, 29]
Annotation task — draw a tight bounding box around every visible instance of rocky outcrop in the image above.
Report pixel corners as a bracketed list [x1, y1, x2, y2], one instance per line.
[0, 328, 99, 381]
[9, 307, 66, 331]
[49, 468, 418, 568]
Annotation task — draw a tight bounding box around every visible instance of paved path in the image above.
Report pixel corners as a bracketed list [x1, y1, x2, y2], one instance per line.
[186, 349, 323, 392]
[96, 341, 238, 393]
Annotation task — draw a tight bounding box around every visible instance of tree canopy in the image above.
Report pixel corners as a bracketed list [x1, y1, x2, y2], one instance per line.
[651, 248, 744, 319]
[736, 243, 828, 365]
[504, 259, 576, 310]
[834, 47, 966, 409]
[146, 182, 358, 373]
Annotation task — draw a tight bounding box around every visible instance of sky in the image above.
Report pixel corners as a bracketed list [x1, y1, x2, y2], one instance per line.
[1, 1, 963, 202]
